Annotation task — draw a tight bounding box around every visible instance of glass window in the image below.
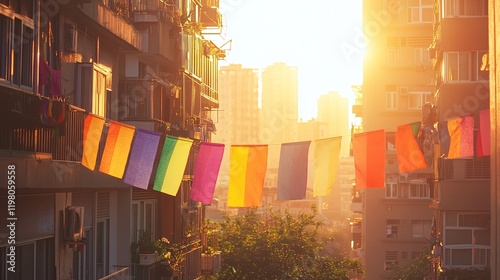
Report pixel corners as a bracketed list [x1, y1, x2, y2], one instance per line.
[445, 51, 488, 82]
[386, 92, 398, 109]
[409, 183, 430, 198]
[385, 182, 398, 198]
[408, 0, 433, 23]
[414, 47, 431, 65]
[0, 14, 11, 80]
[386, 220, 400, 238]
[385, 251, 398, 270]
[131, 200, 156, 243]
[443, 0, 488, 18]
[412, 220, 431, 237]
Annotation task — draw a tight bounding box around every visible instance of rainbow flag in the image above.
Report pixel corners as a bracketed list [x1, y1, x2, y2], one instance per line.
[353, 130, 385, 189]
[153, 136, 193, 196]
[277, 141, 311, 200]
[313, 137, 342, 197]
[82, 114, 105, 170]
[190, 142, 225, 204]
[123, 129, 161, 189]
[99, 121, 135, 178]
[227, 145, 268, 207]
[395, 122, 427, 173]
[477, 109, 490, 157]
[447, 115, 474, 159]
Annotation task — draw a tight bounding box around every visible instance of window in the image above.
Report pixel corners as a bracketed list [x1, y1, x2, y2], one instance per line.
[414, 47, 431, 65]
[412, 220, 431, 237]
[443, 211, 491, 268]
[0, 14, 10, 80]
[73, 229, 93, 280]
[386, 92, 398, 109]
[0, 14, 34, 88]
[96, 219, 110, 279]
[385, 251, 398, 270]
[386, 182, 398, 198]
[443, 0, 488, 18]
[387, 48, 398, 64]
[131, 200, 156, 243]
[444, 51, 489, 82]
[408, 0, 433, 23]
[386, 220, 400, 238]
[1, 239, 55, 280]
[93, 70, 107, 117]
[409, 183, 430, 198]
[408, 92, 431, 109]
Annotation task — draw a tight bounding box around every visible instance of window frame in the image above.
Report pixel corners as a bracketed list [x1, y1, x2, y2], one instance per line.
[408, 92, 432, 110]
[0, 12, 34, 89]
[407, 0, 433, 24]
[386, 220, 400, 238]
[409, 182, 430, 198]
[131, 199, 157, 243]
[385, 182, 399, 198]
[444, 51, 489, 83]
[412, 220, 432, 238]
[386, 91, 398, 110]
[443, 0, 488, 18]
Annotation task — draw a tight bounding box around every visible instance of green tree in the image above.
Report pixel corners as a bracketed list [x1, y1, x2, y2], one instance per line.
[388, 249, 430, 280]
[216, 207, 364, 280]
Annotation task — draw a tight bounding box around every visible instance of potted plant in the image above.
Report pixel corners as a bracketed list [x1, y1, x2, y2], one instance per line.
[155, 237, 184, 273]
[131, 230, 159, 265]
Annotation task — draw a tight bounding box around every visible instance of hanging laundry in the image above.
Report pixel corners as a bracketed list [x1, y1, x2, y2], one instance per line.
[50, 69, 62, 98]
[39, 57, 50, 95]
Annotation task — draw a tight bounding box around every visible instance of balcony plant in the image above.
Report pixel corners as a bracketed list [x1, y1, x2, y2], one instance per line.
[131, 230, 159, 265]
[155, 237, 184, 272]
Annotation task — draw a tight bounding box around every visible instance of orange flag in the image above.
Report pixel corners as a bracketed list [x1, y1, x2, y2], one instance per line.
[82, 114, 105, 170]
[447, 115, 474, 159]
[99, 121, 135, 178]
[395, 122, 427, 173]
[353, 130, 385, 189]
[227, 145, 268, 207]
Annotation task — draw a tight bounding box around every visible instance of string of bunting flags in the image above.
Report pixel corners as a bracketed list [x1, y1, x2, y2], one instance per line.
[81, 109, 490, 208]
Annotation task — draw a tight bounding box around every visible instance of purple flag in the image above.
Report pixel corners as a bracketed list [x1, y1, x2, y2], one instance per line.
[190, 142, 225, 204]
[124, 129, 160, 189]
[277, 141, 311, 200]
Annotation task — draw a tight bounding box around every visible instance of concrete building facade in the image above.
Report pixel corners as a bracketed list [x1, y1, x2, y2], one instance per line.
[361, 0, 435, 278]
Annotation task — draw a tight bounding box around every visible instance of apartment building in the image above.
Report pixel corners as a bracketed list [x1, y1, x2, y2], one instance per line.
[0, 0, 223, 279]
[429, 1, 490, 279]
[361, 0, 435, 278]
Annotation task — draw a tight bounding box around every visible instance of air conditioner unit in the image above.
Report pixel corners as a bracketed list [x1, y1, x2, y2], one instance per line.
[64, 23, 77, 52]
[65, 206, 84, 242]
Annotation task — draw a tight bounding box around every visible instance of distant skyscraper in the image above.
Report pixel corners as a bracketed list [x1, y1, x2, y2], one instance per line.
[212, 64, 260, 209]
[260, 62, 299, 145]
[317, 91, 350, 156]
[214, 64, 260, 145]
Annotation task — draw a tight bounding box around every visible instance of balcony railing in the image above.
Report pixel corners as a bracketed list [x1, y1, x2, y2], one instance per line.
[98, 267, 130, 280]
[0, 90, 84, 162]
[78, 2, 142, 50]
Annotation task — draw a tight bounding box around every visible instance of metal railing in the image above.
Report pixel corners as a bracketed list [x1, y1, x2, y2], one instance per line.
[98, 267, 130, 280]
[0, 90, 85, 161]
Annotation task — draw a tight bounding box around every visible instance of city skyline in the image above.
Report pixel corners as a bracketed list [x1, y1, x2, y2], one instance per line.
[217, 0, 363, 121]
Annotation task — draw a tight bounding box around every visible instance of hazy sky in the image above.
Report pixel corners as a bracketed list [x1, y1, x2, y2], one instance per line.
[215, 0, 364, 120]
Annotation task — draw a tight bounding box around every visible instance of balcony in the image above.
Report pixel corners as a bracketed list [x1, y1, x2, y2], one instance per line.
[118, 78, 177, 132]
[77, 2, 142, 50]
[0, 90, 84, 161]
[200, 5, 222, 33]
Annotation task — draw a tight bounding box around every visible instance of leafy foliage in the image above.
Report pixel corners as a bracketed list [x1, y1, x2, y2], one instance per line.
[216, 207, 364, 280]
[388, 249, 430, 280]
